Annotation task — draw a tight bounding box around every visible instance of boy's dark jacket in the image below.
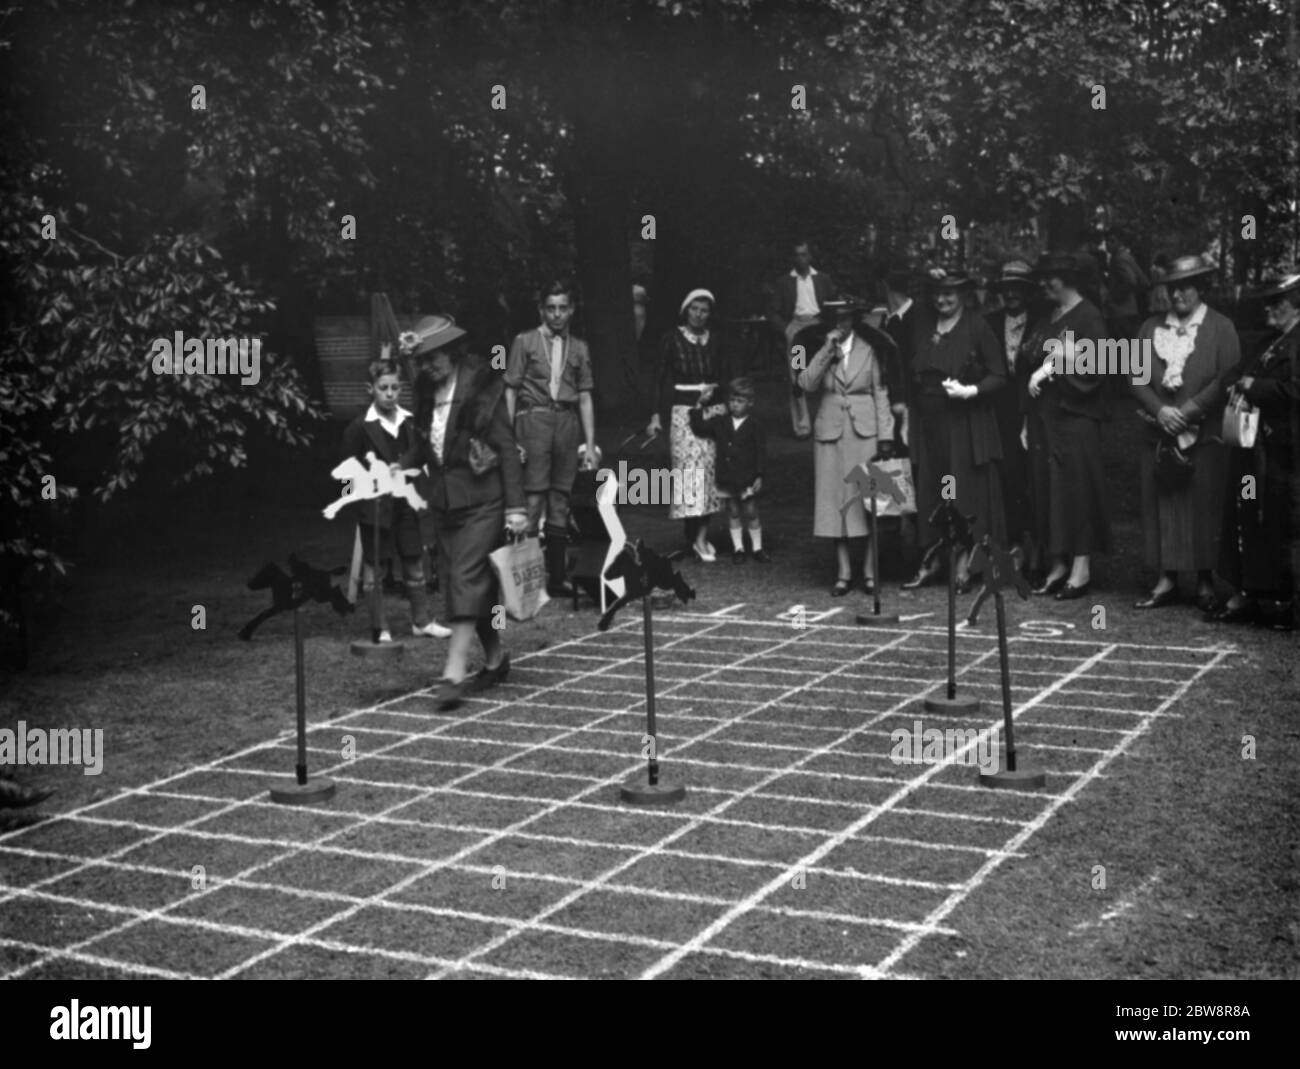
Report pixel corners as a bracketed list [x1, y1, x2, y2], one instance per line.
[339, 408, 419, 529]
[689, 407, 766, 493]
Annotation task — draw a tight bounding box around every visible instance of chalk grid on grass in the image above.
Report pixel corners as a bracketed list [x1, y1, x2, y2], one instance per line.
[0, 614, 1237, 980]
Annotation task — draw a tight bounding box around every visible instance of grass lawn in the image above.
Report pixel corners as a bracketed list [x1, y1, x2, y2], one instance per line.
[2, 382, 1298, 980]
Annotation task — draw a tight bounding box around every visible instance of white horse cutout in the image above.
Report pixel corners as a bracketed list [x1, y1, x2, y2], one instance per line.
[322, 452, 428, 520]
[596, 469, 627, 613]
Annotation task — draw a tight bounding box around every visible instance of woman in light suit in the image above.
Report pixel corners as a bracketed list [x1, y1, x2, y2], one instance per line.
[797, 299, 896, 596]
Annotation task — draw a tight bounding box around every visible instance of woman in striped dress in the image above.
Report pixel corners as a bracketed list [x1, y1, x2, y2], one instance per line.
[646, 289, 727, 560]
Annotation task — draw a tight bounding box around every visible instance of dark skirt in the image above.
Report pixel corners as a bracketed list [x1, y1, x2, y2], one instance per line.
[1218, 439, 1294, 596]
[913, 393, 1006, 547]
[1043, 408, 1110, 556]
[999, 429, 1031, 543]
[1138, 433, 1228, 571]
[1026, 409, 1052, 556]
[433, 498, 504, 620]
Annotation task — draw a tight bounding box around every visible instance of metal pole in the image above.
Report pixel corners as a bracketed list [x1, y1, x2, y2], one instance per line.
[947, 543, 957, 699]
[871, 492, 882, 616]
[372, 498, 382, 641]
[995, 591, 1017, 772]
[293, 604, 308, 785]
[643, 595, 658, 786]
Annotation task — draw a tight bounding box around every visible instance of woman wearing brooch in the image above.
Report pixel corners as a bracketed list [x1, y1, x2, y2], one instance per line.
[646, 288, 727, 561]
[400, 317, 527, 710]
[902, 266, 1007, 592]
[1210, 271, 1300, 628]
[1130, 254, 1240, 610]
[1021, 252, 1111, 599]
[797, 297, 896, 596]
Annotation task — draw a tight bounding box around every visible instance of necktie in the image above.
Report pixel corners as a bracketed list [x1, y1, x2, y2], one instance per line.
[548, 333, 565, 401]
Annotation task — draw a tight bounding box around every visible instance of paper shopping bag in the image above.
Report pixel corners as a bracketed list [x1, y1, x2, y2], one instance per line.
[489, 536, 550, 621]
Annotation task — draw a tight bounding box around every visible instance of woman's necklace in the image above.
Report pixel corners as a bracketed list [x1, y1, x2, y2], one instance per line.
[930, 312, 960, 345]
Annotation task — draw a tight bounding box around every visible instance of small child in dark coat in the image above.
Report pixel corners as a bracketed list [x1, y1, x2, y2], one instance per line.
[690, 376, 769, 563]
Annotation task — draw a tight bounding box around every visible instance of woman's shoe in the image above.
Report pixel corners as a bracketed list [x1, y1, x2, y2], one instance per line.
[1134, 587, 1180, 609]
[1032, 575, 1067, 596]
[693, 544, 717, 563]
[831, 579, 852, 597]
[469, 653, 510, 693]
[1055, 581, 1091, 601]
[861, 578, 876, 597]
[1210, 601, 1257, 624]
[901, 567, 941, 590]
[1193, 591, 1217, 614]
[434, 677, 469, 711]
[1259, 599, 1295, 631]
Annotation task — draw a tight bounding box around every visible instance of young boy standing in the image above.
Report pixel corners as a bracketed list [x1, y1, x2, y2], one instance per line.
[690, 377, 769, 563]
[341, 358, 450, 642]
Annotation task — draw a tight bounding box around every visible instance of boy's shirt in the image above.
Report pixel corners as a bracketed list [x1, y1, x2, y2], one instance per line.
[505, 327, 594, 410]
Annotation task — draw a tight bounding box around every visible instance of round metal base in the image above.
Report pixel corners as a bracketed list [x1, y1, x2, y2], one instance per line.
[923, 695, 982, 714]
[350, 639, 406, 658]
[268, 777, 337, 805]
[619, 780, 686, 805]
[856, 612, 900, 626]
[978, 765, 1046, 790]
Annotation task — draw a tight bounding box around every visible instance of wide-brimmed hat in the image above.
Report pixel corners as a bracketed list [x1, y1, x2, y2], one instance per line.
[990, 259, 1035, 288]
[921, 265, 974, 290]
[679, 288, 715, 316]
[1255, 271, 1300, 301]
[1161, 254, 1217, 285]
[819, 296, 871, 319]
[401, 315, 466, 358]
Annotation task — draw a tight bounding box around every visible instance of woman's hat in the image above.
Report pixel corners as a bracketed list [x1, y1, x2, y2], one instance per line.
[990, 260, 1035, 288]
[1032, 251, 1086, 281]
[400, 315, 466, 358]
[1160, 254, 1217, 285]
[922, 265, 974, 289]
[679, 288, 715, 316]
[1255, 271, 1300, 301]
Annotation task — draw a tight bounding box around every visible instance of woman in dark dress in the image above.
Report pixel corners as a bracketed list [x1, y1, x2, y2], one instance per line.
[1130, 254, 1240, 611]
[404, 317, 527, 709]
[1022, 252, 1111, 599]
[645, 288, 727, 561]
[1210, 272, 1300, 630]
[903, 266, 1007, 591]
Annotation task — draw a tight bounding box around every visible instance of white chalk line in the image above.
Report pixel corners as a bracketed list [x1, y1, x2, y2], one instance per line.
[871, 646, 1236, 976]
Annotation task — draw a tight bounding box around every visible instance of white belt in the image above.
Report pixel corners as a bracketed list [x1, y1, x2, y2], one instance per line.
[675, 383, 717, 391]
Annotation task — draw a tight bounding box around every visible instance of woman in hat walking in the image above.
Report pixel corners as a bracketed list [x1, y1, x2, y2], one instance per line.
[401, 316, 528, 709]
[1210, 271, 1300, 629]
[646, 289, 727, 561]
[797, 299, 896, 595]
[1021, 252, 1111, 599]
[1131, 254, 1241, 611]
[902, 267, 1007, 591]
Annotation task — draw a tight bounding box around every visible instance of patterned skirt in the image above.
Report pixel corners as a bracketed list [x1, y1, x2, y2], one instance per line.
[669, 404, 721, 519]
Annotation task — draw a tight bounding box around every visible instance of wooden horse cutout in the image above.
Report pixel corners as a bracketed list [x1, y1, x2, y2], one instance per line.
[322, 452, 427, 520]
[238, 555, 355, 640]
[920, 500, 977, 574]
[965, 536, 1030, 626]
[597, 540, 695, 631]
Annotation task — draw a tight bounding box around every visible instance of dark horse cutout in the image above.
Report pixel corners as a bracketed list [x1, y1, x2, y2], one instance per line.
[238, 554, 354, 640]
[965, 536, 1031, 626]
[597, 540, 695, 631]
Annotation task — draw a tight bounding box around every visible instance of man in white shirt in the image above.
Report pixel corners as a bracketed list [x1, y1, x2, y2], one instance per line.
[768, 240, 838, 438]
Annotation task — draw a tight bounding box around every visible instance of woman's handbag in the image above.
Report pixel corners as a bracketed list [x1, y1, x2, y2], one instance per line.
[466, 436, 500, 475]
[1154, 437, 1195, 488]
[1220, 394, 1259, 449]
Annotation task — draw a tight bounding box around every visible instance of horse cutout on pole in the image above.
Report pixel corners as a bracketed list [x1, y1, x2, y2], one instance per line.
[844, 459, 908, 626]
[570, 465, 627, 612]
[968, 536, 1046, 789]
[602, 540, 694, 805]
[922, 500, 982, 714]
[323, 452, 427, 658]
[239, 555, 346, 805]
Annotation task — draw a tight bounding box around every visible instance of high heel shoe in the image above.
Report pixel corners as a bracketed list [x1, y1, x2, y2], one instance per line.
[1055, 581, 1091, 601]
[901, 567, 941, 590]
[1032, 574, 1067, 596]
[1134, 587, 1179, 610]
[831, 579, 852, 597]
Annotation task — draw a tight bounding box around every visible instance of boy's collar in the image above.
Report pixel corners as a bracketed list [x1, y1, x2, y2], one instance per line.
[365, 403, 411, 425]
